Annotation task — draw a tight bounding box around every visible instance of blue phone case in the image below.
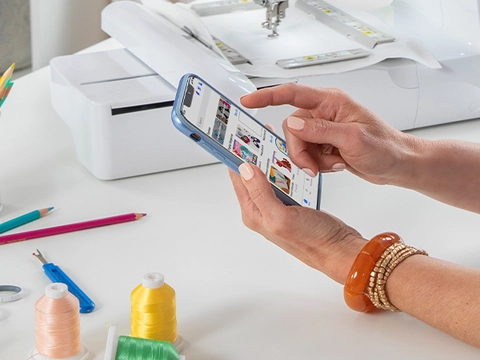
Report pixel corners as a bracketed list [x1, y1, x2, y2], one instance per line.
[171, 73, 322, 209]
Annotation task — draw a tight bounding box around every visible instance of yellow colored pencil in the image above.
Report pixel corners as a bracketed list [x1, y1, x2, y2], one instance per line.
[0, 63, 15, 108]
[0, 63, 15, 89]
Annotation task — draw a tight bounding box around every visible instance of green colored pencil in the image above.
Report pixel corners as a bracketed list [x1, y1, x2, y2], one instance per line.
[0, 207, 54, 234]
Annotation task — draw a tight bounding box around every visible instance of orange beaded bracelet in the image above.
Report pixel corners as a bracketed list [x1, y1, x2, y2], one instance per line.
[344, 232, 403, 312]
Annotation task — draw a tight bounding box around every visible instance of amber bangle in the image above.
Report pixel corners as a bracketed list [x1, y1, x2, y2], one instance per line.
[344, 232, 403, 312]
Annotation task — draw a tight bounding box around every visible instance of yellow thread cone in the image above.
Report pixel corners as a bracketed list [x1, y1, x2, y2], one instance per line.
[131, 272, 177, 343]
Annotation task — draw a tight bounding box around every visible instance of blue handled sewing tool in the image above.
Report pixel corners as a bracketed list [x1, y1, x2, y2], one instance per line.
[33, 249, 95, 313]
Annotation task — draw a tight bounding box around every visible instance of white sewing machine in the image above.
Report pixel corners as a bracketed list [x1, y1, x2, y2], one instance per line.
[50, 0, 480, 179]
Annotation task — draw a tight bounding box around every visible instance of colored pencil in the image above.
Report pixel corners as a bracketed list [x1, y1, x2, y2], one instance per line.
[0, 207, 54, 234]
[0, 83, 13, 107]
[0, 213, 146, 245]
[0, 81, 12, 96]
[0, 63, 15, 108]
[0, 63, 15, 88]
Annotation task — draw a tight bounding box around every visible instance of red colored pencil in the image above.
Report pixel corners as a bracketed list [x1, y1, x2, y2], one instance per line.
[0, 213, 146, 245]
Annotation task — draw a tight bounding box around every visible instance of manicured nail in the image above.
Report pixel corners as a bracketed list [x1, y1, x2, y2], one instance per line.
[302, 168, 316, 177]
[287, 116, 305, 130]
[239, 163, 254, 181]
[331, 163, 346, 172]
[266, 123, 275, 132]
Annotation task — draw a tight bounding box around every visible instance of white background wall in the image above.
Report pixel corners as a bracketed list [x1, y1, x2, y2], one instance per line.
[29, 0, 111, 70]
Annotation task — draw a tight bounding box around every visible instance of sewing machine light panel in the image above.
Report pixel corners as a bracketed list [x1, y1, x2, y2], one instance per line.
[276, 48, 370, 69]
[295, 0, 394, 48]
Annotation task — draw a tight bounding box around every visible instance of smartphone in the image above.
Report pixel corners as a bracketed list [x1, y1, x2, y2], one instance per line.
[171, 73, 322, 210]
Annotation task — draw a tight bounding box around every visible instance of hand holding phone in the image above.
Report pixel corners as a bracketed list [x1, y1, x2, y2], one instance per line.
[171, 73, 322, 209]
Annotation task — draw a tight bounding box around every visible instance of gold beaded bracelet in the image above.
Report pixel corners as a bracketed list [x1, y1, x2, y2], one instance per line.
[368, 242, 428, 311]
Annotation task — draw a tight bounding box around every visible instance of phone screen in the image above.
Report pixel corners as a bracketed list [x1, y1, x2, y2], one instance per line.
[179, 75, 320, 209]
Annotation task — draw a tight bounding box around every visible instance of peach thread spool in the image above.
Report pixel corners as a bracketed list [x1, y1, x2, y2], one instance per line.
[30, 283, 89, 360]
[130, 273, 183, 351]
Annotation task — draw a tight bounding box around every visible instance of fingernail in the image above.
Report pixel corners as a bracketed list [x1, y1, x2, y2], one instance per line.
[266, 123, 275, 132]
[331, 163, 346, 172]
[302, 168, 316, 177]
[239, 163, 254, 181]
[287, 116, 305, 130]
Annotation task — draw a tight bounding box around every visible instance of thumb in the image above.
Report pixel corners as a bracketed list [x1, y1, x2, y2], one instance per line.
[238, 163, 285, 217]
[286, 115, 352, 150]
[283, 116, 350, 173]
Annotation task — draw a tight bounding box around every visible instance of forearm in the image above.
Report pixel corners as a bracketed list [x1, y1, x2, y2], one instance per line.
[386, 255, 480, 347]
[325, 233, 480, 347]
[390, 137, 480, 213]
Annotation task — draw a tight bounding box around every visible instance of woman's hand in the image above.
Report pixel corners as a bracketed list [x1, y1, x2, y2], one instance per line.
[229, 163, 366, 284]
[241, 83, 423, 185]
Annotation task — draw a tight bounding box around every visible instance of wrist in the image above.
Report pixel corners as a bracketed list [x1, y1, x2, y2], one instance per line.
[321, 235, 367, 285]
[387, 133, 429, 188]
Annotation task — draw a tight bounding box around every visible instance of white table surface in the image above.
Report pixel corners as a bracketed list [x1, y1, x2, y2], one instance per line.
[1, 51, 480, 359]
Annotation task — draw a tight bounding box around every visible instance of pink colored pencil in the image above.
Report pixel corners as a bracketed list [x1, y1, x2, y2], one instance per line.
[0, 213, 146, 245]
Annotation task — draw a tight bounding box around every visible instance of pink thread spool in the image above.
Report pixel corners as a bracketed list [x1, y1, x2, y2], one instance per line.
[30, 283, 89, 360]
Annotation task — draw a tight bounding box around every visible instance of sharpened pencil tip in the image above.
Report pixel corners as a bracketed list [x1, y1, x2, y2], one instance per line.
[39, 207, 54, 217]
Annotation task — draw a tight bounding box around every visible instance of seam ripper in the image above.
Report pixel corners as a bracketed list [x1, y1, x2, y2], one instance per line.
[33, 249, 95, 313]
